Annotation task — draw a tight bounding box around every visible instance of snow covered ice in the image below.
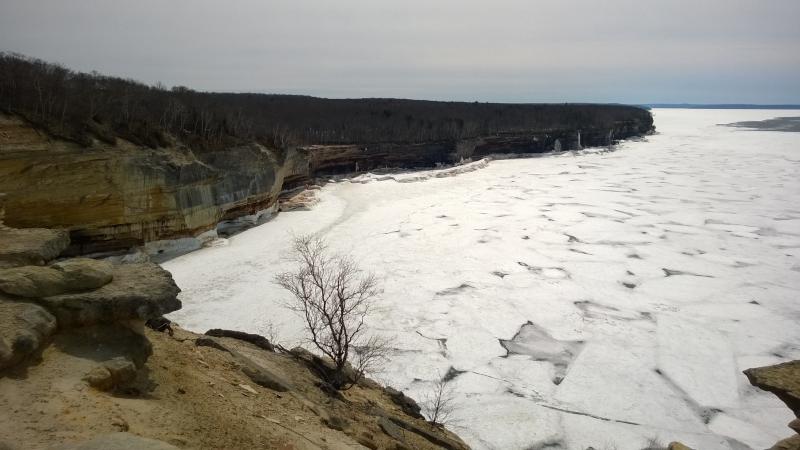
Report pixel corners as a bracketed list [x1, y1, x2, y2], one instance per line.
[164, 109, 800, 450]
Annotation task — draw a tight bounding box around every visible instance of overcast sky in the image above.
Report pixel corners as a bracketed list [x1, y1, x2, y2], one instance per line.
[1, 0, 798, 103]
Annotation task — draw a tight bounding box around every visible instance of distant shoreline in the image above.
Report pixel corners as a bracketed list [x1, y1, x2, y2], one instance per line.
[644, 103, 800, 110]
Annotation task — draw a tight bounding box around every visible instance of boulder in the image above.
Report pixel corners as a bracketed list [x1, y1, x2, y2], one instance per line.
[744, 361, 800, 417]
[0, 297, 57, 370]
[83, 365, 114, 391]
[0, 226, 69, 269]
[83, 357, 138, 391]
[0, 259, 112, 298]
[204, 328, 274, 352]
[240, 363, 292, 392]
[50, 258, 113, 291]
[384, 387, 424, 419]
[0, 266, 69, 298]
[37, 263, 181, 327]
[48, 432, 179, 450]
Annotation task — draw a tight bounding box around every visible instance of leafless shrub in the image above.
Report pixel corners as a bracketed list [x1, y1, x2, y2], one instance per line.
[274, 234, 385, 390]
[422, 374, 457, 426]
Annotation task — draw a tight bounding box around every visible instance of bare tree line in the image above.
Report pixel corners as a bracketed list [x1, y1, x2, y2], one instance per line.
[0, 52, 652, 151]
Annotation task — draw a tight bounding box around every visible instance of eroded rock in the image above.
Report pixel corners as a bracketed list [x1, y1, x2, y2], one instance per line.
[744, 361, 800, 417]
[0, 226, 69, 269]
[0, 297, 57, 370]
[38, 263, 181, 327]
[50, 259, 113, 291]
[769, 434, 800, 450]
[0, 259, 112, 298]
[385, 387, 424, 420]
[204, 328, 274, 352]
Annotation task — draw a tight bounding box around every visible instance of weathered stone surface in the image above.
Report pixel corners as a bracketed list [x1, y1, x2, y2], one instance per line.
[103, 357, 137, 386]
[240, 363, 292, 392]
[56, 324, 153, 368]
[385, 387, 424, 420]
[83, 365, 114, 391]
[790, 418, 800, 433]
[378, 417, 406, 442]
[769, 434, 800, 450]
[387, 416, 468, 450]
[195, 336, 232, 353]
[49, 432, 179, 450]
[0, 115, 306, 255]
[204, 328, 274, 352]
[51, 258, 113, 291]
[0, 225, 69, 269]
[0, 259, 112, 298]
[37, 263, 181, 327]
[744, 361, 800, 417]
[0, 297, 57, 370]
[668, 443, 694, 450]
[0, 266, 67, 297]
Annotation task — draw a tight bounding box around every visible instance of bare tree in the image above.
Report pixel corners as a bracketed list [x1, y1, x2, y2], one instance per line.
[422, 375, 457, 427]
[274, 235, 386, 390]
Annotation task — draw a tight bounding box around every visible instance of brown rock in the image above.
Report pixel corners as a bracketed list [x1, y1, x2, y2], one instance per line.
[0, 225, 69, 269]
[0, 259, 112, 298]
[0, 266, 69, 298]
[83, 357, 137, 391]
[790, 418, 800, 433]
[83, 366, 114, 391]
[668, 443, 694, 450]
[744, 361, 800, 417]
[37, 263, 181, 327]
[51, 258, 113, 291]
[0, 297, 57, 370]
[0, 114, 305, 255]
[769, 434, 800, 450]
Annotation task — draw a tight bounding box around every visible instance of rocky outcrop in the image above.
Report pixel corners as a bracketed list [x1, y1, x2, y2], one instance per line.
[37, 262, 180, 327]
[745, 361, 800, 450]
[1, 110, 651, 257]
[745, 361, 800, 417]
[0, 259, 112, 298]
[0, 222, 181, 372]
[0, 115, 306, 256]
[0, 223, 69, 269]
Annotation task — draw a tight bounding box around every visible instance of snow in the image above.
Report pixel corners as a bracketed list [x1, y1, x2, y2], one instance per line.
[164, 109, 800, 450]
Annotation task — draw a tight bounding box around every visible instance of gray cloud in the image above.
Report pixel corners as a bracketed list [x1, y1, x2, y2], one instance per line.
[1, 0, 798, 103]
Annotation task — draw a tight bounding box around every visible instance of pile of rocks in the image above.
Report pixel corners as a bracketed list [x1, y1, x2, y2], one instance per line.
[0, 207, 181, 388]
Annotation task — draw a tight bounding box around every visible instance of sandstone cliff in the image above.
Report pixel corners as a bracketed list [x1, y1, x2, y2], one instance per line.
[0, 112, 651, 257]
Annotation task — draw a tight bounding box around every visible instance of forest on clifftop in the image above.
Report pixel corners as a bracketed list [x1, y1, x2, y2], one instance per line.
[0, 52, 652, 150]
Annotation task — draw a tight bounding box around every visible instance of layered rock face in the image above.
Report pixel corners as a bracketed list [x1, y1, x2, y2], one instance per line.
[1, 112, 651, 255]
[0, 115, 306, 255]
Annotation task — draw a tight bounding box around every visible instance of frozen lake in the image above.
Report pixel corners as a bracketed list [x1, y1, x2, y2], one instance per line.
[164, 109, 800, 450]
